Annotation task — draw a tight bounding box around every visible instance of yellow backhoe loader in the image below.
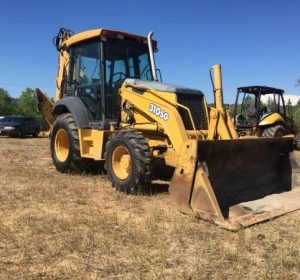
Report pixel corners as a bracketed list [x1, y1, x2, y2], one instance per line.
[37, 28, 300, 230]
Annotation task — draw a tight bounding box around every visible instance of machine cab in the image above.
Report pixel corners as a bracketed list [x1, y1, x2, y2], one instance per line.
[233, 86, 286, 132]
[60, 29, 157, 129]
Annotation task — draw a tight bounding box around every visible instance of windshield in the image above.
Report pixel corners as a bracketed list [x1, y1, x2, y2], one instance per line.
[104, 37, 152, 82]
[260, 93, 284, 115]
[0, 116, 23, 123]
[104, 38, 152, 119]
[235, 93, 257, 125]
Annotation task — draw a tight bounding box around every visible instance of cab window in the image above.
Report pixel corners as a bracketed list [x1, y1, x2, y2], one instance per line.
[67, 41, 102, 120]
[104, 38, 152, 119]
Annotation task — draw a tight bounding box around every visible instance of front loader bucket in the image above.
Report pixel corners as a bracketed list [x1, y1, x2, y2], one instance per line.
[169, 137, 300, 229]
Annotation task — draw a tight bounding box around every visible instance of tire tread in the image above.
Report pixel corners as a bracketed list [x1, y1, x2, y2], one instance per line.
[51, 113, 93, 173]
[104, 129, 152, 193]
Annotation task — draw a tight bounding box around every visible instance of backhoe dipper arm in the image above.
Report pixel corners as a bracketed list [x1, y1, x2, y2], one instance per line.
[35, 88, 55, 128]
[54, 28, 74, 101]
[55, 50, 70, 101]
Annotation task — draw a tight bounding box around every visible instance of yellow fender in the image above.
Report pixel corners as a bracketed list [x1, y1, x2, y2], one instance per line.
[259, 113, 285, 127]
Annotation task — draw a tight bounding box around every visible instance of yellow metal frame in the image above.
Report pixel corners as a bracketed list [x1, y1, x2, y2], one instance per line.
[259, 112, 285, 126]
[123, 83, 202, 137]
[64, 29, 156, 48]
[78, 129, 113, 160]
[120, 85, 189, 154]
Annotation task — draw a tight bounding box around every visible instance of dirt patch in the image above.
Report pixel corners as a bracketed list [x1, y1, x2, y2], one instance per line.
[0, 137, 299, 279]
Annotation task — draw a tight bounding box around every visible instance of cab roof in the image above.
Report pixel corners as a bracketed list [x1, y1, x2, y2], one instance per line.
[64, 28, 157, 48]
[237, 86, 284, 95]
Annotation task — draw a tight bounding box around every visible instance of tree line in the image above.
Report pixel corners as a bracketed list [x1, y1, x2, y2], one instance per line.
[0, 88, 48, 130]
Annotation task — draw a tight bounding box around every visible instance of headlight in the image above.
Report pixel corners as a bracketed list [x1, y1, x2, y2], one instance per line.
[3, 126, 15, 130]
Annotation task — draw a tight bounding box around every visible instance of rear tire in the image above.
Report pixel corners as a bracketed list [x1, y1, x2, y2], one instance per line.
[262, 125, 285, 138]
[50, 113, 93, 173]
[104, 129, 152, 193]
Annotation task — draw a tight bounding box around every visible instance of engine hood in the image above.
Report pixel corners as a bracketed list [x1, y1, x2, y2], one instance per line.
[259, 112, 285, 126]
[124, 79, 204, 96]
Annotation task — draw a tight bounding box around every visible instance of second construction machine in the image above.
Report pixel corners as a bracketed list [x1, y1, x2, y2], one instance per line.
[37, 28, 300, 229]
[233, 86, 299, 137]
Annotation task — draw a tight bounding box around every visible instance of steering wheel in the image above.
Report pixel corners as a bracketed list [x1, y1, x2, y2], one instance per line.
[78, 85, 99, 99]
[111, 72, 126, 86]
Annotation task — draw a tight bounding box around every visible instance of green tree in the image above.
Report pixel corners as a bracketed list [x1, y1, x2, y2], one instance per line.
[16, 88, 48, 130]
[266, 96, 276, 112]
[286, 98, 293, 118]
[292, 107, 300, 125]
[0, 88, 15, 115]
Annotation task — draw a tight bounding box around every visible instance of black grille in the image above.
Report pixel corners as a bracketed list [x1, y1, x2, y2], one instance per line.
[177, 93, 208, 130]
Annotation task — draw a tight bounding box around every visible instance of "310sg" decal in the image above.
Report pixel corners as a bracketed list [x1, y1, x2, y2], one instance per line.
[149, 103, 169, 121]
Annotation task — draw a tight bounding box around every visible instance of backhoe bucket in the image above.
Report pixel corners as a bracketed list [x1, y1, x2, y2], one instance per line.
[169, 137, 300, 229]
[35, 88, 55, 128]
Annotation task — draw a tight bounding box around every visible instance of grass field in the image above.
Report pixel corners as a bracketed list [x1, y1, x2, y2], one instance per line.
[0, 137, 299, 279]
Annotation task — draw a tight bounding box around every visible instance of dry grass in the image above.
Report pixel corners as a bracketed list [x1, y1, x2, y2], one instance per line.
[0, 137, 299, 279]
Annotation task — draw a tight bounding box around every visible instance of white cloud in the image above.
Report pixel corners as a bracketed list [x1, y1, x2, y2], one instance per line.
[283, 95, 300, 106]
[260, 94, 300, 106]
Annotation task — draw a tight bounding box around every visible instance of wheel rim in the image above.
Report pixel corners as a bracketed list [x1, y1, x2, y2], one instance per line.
[55, 128, 69, 162]
[112, 145, 132, 180]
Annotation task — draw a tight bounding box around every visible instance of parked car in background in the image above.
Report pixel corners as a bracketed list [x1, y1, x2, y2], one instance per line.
[0, 116, 40, 137]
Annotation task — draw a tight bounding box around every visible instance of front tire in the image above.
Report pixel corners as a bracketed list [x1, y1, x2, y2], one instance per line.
[104, 129, 152, 193]
[262, 124, 285, 138]
[50, 113, 93, 173]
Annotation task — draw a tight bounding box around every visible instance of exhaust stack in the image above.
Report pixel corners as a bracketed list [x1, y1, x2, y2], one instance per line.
[147, 31, 158, 81]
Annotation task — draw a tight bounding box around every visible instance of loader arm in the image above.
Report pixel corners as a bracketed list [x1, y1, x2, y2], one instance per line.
[207, 107, 237, 140]
[120, 82, 191, 154]
[119, 71, 239, 150]
[206, 64, 238, 140]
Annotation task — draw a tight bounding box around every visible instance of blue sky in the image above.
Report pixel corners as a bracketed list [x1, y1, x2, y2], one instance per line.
[0, 0, 299, 103]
